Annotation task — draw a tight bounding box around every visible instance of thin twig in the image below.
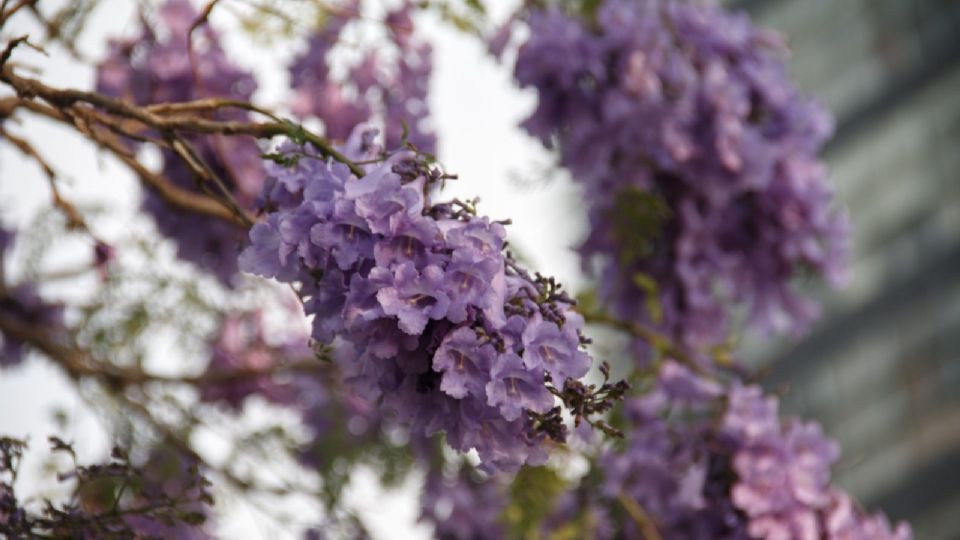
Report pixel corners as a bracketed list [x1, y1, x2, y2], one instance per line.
[0, 96, 250, 225]
[617, 491, 663, 540]
[145, 98, 281, 121]
[0, 0, 35, 28]
[0, 309, 326, 387]
[579, 307, 697, 369]
[1, 67, 366, 177]
[0, 124, 87, 230]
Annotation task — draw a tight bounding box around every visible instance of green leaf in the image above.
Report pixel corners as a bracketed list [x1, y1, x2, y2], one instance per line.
[611, 187, 670, 267]
[504, 466, 568, 538]
[631, 272, 663, 324]
[575, 287, 600, 314]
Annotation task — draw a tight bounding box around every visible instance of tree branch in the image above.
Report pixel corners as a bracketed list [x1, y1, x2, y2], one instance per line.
[579, 307, 698, 369]
[0, 96, 251, 226]
[0, 67, 366, 177]
[617, 491, 663, 540]
[0, 0, 36, 29]
[0, 124, 87, 230]
[0, 310, 326, 387]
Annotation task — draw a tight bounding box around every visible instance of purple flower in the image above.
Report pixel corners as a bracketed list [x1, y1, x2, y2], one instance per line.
[199, 312, 302, 409]
[346, 166, 426, 235]
[824, 490, 912, 540]
[372, 215, 441, 269]
[485, 352, 555, 421]
[238, 214, 299, 281]
[311, 199, 374, 270]
[433, 327, 496, 399]
[723, 385, 781, 441]
[377, 263, 451, 335]
[446, 218, 507, 259]
[303, 268, 350, 343]
[443, 253, 504, 324]
[658, 359, 723, 402]
[520, 311, 591, 383]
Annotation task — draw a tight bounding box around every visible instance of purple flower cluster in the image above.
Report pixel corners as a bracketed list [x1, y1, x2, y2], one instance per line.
[197, 306, 391, 474]
[198, 311, 309, 409]
[420, 468, 505, 540]
[722, 386, 911, 540]
[240, 132, 593, 472]
[97, 0, 265, 285]
[0, 227, 65, 369]
[293, 370, 386, 471]
[539, 488, 615, 539]
[513, 0, 848, 349]
[590, 363, 912, 540]
[288, 0, 436, 153]
[599, 362, 747, 539]
[0, 284, 64, 368]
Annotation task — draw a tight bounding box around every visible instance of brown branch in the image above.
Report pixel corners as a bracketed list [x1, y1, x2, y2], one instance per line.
[0, 67, 365, 177]
[25, 4, 90, 63]
[166, 133, 251, 222]
[0, 310, 325, 387]
[145, 98, 280, 120]
[67, 103, 168, 146]
[66, 105, 254, 226]
[0, 124, 87, 230]
[579, 307, 697, 369]
[0, 96, 250, 226]
[190, 0, 223, 36]
[0, 0, 35, 28]
[617, 491, 663, 540]
[2, 66, 254, 225]
[0, 35, 30, 69]
[0, 306, 333, 512]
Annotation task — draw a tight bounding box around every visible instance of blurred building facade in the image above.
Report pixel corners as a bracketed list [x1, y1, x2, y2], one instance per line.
[736, 1, 960, 538]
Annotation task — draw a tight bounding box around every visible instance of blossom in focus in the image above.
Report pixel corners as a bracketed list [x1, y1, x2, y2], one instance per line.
[240, 130, 595, 472]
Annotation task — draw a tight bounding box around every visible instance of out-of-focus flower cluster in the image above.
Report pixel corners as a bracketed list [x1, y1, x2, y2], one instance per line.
[239, 130, 617, 472]
[420, 468, 506, 540]
[198, 310, 305, 409]
[0, 226, 65, 369]
[531, 362, 912, 540]
[196, 306, 391, 487]
[0, 284, 65, 368]
[513, 0, 848, 352]
[289, 0, 436, 154]
[96, 0, 265, 285]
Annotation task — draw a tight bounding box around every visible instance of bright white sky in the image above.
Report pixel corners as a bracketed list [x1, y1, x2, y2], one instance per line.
[0, 1, 587, 538]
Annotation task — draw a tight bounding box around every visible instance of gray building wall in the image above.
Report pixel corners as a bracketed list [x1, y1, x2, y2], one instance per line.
[734, 1, 960, 539]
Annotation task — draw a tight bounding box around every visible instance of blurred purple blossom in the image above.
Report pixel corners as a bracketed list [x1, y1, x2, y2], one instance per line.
[97, 0, 265, 286]
[513, 0, 849, 353]
[289, 0, 436, 154]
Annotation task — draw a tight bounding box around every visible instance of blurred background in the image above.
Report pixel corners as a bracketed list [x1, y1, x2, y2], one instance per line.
[1, 0, 958, 538]
[734, 1, 960, 539]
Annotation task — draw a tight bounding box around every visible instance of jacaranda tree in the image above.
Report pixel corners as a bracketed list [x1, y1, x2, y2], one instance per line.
[0, 0, 913, 538]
